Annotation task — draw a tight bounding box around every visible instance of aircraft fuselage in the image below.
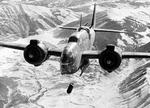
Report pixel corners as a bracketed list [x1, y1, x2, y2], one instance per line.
[60, 27, 95, 75]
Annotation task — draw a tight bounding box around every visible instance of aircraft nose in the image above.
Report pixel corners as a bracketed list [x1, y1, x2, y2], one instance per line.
[61, 64, 76, 75]
[61, 65, 68, 75]
[61, 65, 71, 75]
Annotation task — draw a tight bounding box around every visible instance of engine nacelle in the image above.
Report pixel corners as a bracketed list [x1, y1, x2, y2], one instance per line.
[99, 45, 122, 72]
[24, 40, 48, 66]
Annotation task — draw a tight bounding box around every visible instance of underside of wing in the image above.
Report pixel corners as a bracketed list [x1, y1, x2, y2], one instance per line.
[0, 41, 26, 50]
[122, 52, 150, 58]
[82, 50, 101, 59]
[94, 28, 127, 33]
[48, 48, 62, 57]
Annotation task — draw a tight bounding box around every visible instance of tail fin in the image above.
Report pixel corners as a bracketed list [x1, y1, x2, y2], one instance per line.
[59, 3, 128, 34]
[79, 14, 82, 28]
[90, 3, 96, 28]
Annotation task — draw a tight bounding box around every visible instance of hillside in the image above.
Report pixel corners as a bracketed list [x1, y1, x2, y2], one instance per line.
[0, 3, 78, 42]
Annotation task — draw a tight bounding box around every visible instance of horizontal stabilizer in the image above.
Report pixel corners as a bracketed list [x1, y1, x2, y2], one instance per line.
[59, 26, 77, 30]
[0, 41, 26, 50]
[122, 52, 150, 58]
[94, 28, 127, 33]
[59, 27, 128, 34]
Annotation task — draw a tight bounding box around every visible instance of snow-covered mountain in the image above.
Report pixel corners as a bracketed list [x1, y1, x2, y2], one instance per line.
[1, 0, 150, 108]
[0, 3, 78, 42]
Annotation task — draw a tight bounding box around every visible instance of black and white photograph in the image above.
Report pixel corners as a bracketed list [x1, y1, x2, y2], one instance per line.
[0, 0, 150, 108]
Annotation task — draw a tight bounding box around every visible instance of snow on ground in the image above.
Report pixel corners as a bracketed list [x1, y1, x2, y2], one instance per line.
[120, 33, 136, 45]
[133, 27, 150, 46]
[107, 4, 135, 22]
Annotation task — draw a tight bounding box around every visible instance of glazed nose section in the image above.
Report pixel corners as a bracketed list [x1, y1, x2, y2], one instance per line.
[60, 44, 79, 75]
[61, 62, 78, 75]
[61, 64, 70, 75]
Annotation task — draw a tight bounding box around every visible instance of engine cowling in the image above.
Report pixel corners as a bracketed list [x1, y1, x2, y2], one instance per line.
[99, 45, 122, 72]
[24, 40, 48, 66]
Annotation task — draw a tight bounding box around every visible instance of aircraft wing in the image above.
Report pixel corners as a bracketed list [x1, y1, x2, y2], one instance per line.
[0, 41, 26, 50]
[82, 50, 150, 59]
[94, 28, 127, 33]
[82, 50, 101, 59]
[48, 48, 62, 57]
[0, 41, 62, 57]
[122, 52, 150, 58]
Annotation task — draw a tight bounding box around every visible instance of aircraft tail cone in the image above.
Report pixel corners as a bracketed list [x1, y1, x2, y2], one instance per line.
[67, 83, 74, 94]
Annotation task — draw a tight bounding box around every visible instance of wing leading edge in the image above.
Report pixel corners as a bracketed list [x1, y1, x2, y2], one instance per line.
[0, 41, 26, 50]
[82, 50, 150, 59]
[82, 50, 101, 59]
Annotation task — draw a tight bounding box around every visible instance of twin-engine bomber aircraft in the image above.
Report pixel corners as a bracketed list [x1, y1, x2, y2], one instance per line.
[0, 3, 150, 93]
